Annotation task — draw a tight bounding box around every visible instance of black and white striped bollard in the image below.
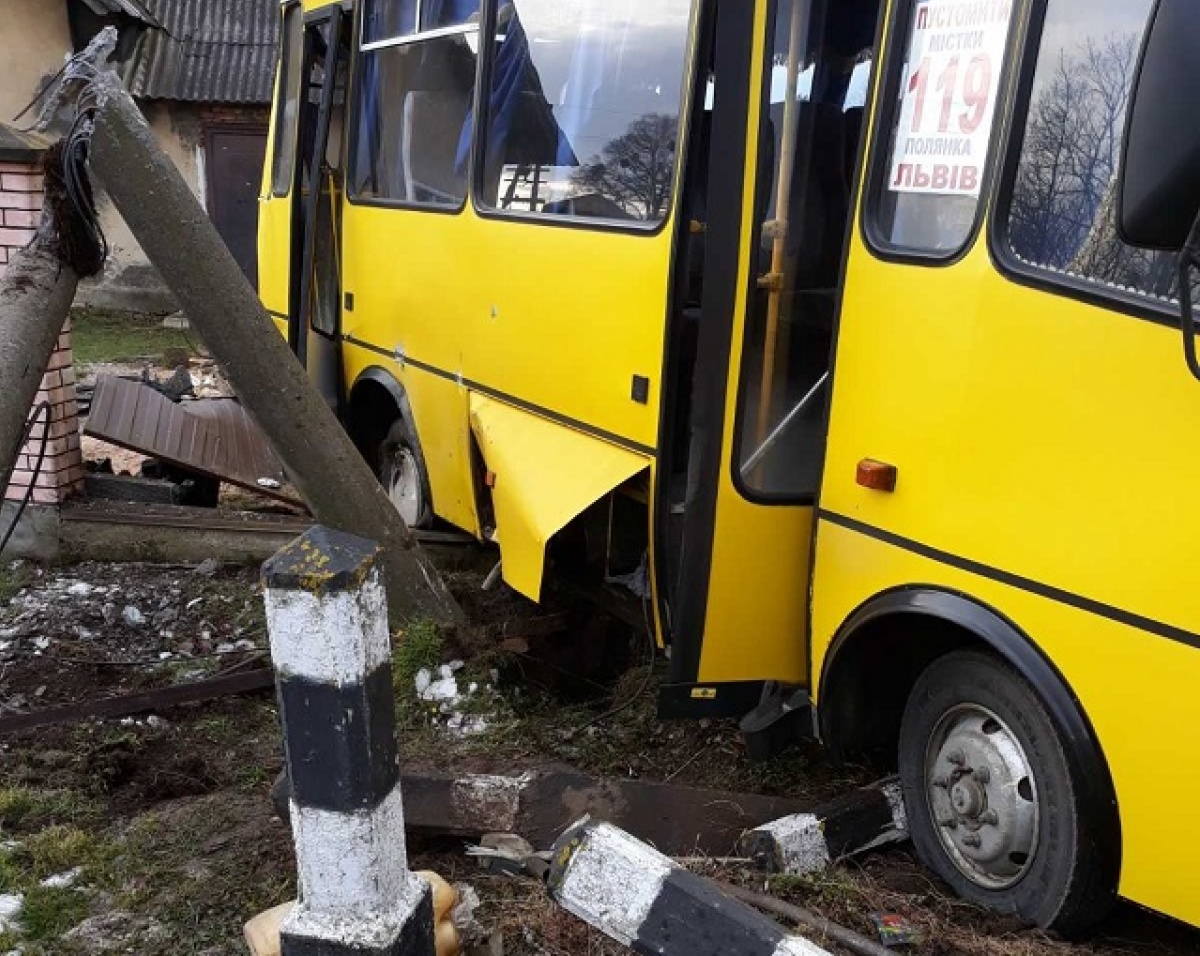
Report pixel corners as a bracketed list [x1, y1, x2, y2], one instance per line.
[739, 778, 908, 875]
[263, 526, 434, 956]
[548, 818, 832, 956]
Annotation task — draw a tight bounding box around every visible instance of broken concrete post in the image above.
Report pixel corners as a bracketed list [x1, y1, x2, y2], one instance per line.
[263, 526, 434, 956]
[739, 778, 908, 875]
[86, 71, 463, 629]
[548, 818, 832, 956]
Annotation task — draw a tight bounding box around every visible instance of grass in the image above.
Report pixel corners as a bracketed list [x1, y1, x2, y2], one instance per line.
[0, 788, 102, 834]
[392, 618, 444, 697]
[0, 562, 31, 606]
[70, 307, 198, 366]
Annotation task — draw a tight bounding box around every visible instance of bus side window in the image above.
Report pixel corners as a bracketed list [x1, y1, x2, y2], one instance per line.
[474, 0, 693, 226]
[1002, 0, 1177, 303]
[350, 0, 481, 207]
[270, 3, 304, 197]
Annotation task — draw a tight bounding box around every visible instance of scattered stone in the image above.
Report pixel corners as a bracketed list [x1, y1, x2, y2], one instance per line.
[66, 582, 93, 597]
[146, 715, 169, 730]
[0, 893, 23, 933]
[40, 867, 83, 889]
[122, 606, 145, 627]
[101, 602, 118, 624]
[193, 558, 220, 577]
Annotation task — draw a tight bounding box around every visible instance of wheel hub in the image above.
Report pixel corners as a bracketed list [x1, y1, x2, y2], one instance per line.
[385, 447, 422, 527]
[925, 704, 1040, 889]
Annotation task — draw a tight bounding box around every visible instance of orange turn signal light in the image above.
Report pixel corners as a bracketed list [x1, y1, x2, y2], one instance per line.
[856, 458, 897, 493]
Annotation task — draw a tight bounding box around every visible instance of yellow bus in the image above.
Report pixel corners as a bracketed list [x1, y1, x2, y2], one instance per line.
[258, 0, 1200, 934]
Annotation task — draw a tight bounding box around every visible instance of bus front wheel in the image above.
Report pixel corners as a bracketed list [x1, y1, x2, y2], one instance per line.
[898, 650, 1115, 935]
[377, 419, 433, 529]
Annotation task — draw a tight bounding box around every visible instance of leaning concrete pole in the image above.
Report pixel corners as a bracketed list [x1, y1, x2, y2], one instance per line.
[0, 215, 78, 489]
[0, 30, 115, 489]
[85, 72, 462, 627]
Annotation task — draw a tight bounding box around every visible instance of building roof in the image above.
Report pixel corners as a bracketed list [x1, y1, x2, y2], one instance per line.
[79, 0, 162, 30]
[118, 0, 279, 105]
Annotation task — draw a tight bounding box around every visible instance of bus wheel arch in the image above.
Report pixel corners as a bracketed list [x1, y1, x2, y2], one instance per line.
[346, 367, 434, 528]
[819, 587, 1121, 932]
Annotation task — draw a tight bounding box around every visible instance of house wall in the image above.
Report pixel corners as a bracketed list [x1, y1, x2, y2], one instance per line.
[79, 101, 207, 313]
[0, 1, 269, 314]
[0, 0, 72, 129]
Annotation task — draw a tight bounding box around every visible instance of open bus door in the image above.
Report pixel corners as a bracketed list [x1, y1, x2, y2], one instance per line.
[289, 6, 351, 410]
[658, 0, 871, 719]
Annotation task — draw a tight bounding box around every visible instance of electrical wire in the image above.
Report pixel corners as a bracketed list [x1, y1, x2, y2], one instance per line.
[0, 403, 52, 558]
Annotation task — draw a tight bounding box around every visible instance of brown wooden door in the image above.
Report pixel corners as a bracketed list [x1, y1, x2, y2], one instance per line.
[206, 128, 267, 287]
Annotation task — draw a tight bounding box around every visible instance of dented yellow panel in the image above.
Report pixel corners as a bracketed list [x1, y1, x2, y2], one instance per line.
[468, 394, 649, 600]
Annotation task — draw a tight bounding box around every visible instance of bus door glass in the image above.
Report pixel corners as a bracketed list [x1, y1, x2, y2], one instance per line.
[293, 8, 351, 409]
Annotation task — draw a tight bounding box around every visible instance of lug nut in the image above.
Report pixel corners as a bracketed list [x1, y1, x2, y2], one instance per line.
[947, 750, 966, 766]
[974, 767, 991, 785]
[961, 833, 982, 848]
[980, 810, 999, 826]
[938, 817, 958, 829]
[932, 775, 951, 789]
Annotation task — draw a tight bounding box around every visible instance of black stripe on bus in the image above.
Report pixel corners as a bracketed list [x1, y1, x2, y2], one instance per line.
[266, 309, 289, 321]
[818, 509, 1200, 652]
[343, 334, 657, 457]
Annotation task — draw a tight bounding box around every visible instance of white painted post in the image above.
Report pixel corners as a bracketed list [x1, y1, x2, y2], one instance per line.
[548, 818, 832, 956]
[739, 779, 908, 875]
[263, 525, 434, 956]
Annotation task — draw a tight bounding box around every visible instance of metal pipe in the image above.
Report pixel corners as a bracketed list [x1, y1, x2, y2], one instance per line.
[741, 371, 829, 477]
[717, 881, 894, 956]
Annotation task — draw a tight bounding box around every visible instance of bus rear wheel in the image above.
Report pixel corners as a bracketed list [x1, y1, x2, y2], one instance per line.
[898, 650, 1115, 935]
[377, 419, 432, 529]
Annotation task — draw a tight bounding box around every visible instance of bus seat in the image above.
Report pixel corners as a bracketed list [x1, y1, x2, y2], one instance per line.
[401, 89, 471, 204]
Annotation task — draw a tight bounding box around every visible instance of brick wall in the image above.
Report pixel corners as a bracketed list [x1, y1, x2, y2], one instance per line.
[2, 158, 84, 507]
[0, 160, 43, 268]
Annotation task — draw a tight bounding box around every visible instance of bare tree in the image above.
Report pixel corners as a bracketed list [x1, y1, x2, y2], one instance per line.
[571, 113, 677, 221]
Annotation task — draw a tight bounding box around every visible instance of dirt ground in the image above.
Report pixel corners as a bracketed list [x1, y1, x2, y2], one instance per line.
[0, 557, 1197, 956]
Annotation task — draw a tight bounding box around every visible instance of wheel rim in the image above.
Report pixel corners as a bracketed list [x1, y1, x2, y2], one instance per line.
[923, 703, 1040, 890]
[384, 446, 423, 527]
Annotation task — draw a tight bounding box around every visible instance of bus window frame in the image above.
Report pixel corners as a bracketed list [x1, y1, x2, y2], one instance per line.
[860, 0, 1023, 268]
[270, 1, 305, 198]
[344, 0, 482, 214]
[467, 0, 701, 238]
[987, 0, 1182, 332]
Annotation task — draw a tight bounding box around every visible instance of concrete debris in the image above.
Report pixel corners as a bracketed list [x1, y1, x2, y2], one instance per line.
[415, 662, 492, 737]
[40, 866, 84, 888]
[740, 778, 908, 876]
[193, 558, 220, 577]
[548, 818, 832, 956]
[0, 893, 23, 933]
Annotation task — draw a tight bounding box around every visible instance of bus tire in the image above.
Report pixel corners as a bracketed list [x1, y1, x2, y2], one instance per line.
[377, 418, 433, 529]
[898, 650, 1115, 935]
